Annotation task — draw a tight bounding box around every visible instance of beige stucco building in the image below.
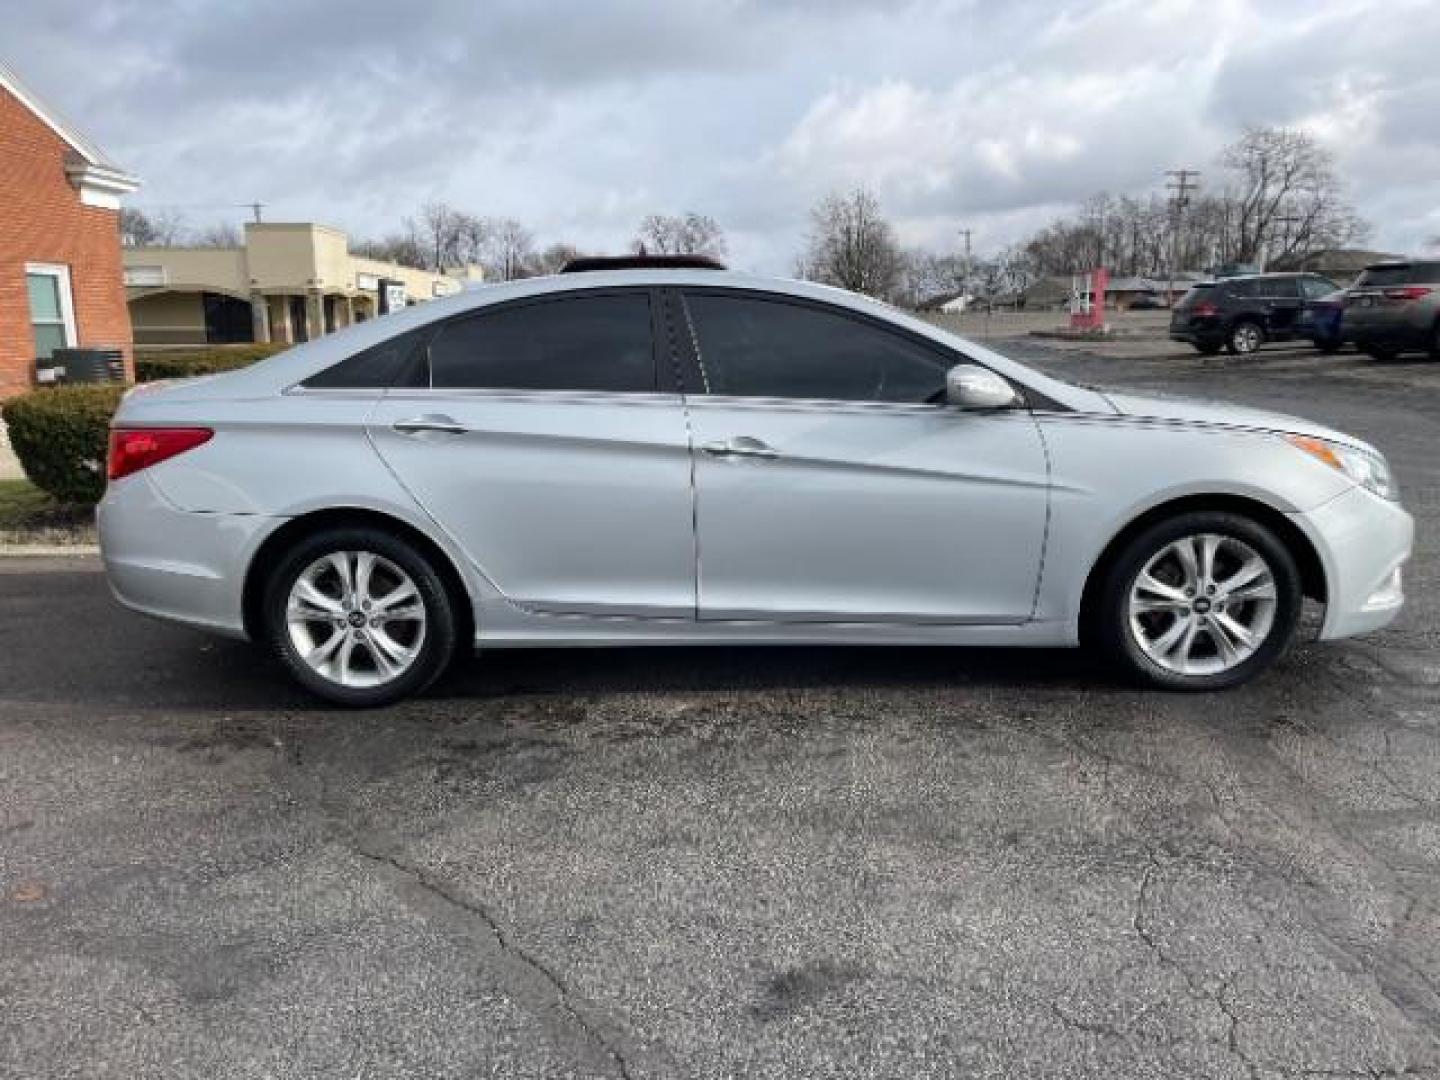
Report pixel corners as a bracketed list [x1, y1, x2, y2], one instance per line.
[124, 222, 483, 346]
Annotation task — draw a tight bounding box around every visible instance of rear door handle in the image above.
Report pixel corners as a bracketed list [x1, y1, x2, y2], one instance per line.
[393, 414, 468, 436]
[700, 436, 779, 459]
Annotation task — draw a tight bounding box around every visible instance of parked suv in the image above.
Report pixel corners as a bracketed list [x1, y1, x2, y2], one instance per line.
[1344, 261, 1440, 361]
[1170, 273, 1340, 356]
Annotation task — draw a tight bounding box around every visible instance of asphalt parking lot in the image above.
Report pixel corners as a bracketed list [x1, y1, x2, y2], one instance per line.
[3, 342, 1438, 1079]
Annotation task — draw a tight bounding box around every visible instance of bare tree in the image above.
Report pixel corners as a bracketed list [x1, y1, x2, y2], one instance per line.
[486, 218, 536, 281]
[632, 212, 727, 258]
[353, 220, 429, 270]
[454, 213, 492, 269]
[1222, 126, 1365, 264]
[119, 207, 187, 247]
[192, 221, 242, 248]
[799, 188, 904, 300]
[414, 202, 467, 270]
[532, 242, 585, 276]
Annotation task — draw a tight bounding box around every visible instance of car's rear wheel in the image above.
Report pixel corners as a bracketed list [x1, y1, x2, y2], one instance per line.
[1429, 322, 1440, 361]
[1314, 335, 1342, 354]
[263, 526, 459, 706]
[1094, 512, 1302, 691]
[1363, 344, 1398, 362]
[1227, 320, 1264, 355]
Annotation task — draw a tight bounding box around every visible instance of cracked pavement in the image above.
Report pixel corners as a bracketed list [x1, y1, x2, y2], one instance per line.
[2, 342, 1438, 1078]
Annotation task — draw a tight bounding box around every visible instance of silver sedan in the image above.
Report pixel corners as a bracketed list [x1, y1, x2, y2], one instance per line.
[99, 265, 1413, 705]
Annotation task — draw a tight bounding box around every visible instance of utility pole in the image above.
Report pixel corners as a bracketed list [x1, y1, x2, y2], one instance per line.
[1165, 169, 1199, 305]
[247, 201, 265, 223]
[958, 227, 973, 310]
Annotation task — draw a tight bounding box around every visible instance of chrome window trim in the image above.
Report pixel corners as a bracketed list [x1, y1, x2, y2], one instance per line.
[379, 387, 686, 407]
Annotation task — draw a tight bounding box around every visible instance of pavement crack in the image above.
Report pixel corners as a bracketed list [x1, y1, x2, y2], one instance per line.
[1132, 852, 1260, 1079]
[352, 842, 637, 1080]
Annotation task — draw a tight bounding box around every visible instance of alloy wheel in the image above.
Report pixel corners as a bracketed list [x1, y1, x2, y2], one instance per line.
[285, 550, 427, 688]
[1127, 533, 1277, 676]
[1231, 323, 1262, 354]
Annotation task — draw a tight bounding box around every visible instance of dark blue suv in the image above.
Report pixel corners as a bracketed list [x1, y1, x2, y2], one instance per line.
[1170, 273, 1342, 355]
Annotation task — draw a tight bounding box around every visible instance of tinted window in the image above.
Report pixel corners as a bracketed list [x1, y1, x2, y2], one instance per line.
[1357, 263, 1440, 287]
[1262, 276, 1301, 298]
[303, 330, 422, 389]
[684, 293, 949, 403]
[1300, 276, 1338, 299]
[428, 293, 655, 392]
[1177, 284, 1215, 309]
[1222, 279, 1257, 299]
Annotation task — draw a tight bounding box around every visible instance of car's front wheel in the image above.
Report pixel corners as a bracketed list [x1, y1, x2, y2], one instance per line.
[1094, 512, 1302, 691]
[263, 526, 459, 706]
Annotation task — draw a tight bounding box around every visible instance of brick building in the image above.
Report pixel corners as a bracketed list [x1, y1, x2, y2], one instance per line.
[0, 59, 139, 399]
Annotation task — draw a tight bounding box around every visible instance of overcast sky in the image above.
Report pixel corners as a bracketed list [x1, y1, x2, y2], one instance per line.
[8, 0, 1438, 271]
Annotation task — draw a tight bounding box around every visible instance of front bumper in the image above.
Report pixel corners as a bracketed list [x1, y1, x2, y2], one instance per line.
[1291, 485, 1414, 640]
[97, 472, 282, 639]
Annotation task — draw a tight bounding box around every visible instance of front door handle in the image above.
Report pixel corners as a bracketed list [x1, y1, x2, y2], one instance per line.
[701, 436, 779, 459]
[393, 414, 468, 436]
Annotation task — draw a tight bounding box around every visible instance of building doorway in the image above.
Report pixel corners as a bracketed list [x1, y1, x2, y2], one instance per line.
[288, 296, 309, 343]
[202, 292, 254, 344]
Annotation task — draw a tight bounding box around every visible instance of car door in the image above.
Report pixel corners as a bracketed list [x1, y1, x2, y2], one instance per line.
[674, 289, 1050, 624]
[1262, 276, 1303, 339]
[367, 288, 697, 618]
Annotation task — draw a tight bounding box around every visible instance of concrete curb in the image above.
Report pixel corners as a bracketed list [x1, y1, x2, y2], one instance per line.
[0, 545, 100, 557]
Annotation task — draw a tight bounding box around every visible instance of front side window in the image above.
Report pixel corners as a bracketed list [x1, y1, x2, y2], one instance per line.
[683, 293, 949, 404]
[26, 264, 76, 360]
[1301, 276, 1337, 299]
[427, 292, 655, 392]
[1264, 277, 1301, 299]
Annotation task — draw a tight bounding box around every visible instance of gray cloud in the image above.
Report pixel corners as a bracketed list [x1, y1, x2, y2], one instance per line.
[5, 0, 1436, 271]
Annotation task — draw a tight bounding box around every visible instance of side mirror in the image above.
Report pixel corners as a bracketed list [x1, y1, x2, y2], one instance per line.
[946, 364, 1021, 410]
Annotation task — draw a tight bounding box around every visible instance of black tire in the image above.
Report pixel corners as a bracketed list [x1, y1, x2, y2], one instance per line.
[1363, 345, 1398, 362]
[1314, 336, 1342, 354]
[1226, 320, 1265, 356]
[1194, 341, 1223, 356]
[263, 526, 459, 707]
[1430, 322, 1440, 361]
[1093, 511, 1303, 691]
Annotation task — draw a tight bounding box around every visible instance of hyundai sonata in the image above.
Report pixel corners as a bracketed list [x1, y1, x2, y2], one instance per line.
[99, 258, 1413, 705]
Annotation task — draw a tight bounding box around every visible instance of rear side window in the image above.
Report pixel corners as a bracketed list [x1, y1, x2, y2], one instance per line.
[683, 293, 950, 404]
[1357, 263, 1440, 287]
[1177, 284, 1214, 309]
[1261, 277, 1301, 298]
[1300, 277, 1338, 299]
[1221, 279, 1257, 299]
[302, 330, 422, 389]
[427, 292, 656, 392]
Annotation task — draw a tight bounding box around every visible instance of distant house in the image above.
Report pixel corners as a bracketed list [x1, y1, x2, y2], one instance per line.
[125, 223, 485, 346]
[915, 290, 972, 314]
[0, 59, 139, 397]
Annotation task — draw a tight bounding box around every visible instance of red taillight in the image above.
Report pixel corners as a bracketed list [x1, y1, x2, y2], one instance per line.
[1383, 286, 1433, 302]
[1191, 301, 1219, 317]
[107, 427, 213, 481]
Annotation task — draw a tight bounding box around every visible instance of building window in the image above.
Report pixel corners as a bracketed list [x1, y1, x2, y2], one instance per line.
[25, 263, 77, 360]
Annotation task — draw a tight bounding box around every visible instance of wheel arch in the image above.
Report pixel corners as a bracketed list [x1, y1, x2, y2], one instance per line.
[242, 507, 475, 645]
[1078, 492, 1327, 642]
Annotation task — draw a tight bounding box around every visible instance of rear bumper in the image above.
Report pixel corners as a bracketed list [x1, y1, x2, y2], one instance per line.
[97, 473, 281, 639]
[1291, 485, 1414, 640]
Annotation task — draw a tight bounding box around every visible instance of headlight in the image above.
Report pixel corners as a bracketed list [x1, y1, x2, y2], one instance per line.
[1286, 434, 1399, 501]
